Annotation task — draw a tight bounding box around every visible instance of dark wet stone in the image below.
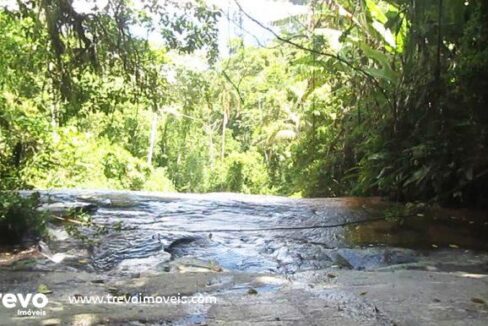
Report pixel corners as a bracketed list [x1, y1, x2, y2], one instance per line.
[91, 233, 166, 271]
[91, 279, 105, 284]
[39, 202, 98, 216]
[332, 248, 418, 270]
[165, 236, 205, 255]
[328, 251, 354, 269]
[472, 298, 486, 305]
[247, 288, 258, 295]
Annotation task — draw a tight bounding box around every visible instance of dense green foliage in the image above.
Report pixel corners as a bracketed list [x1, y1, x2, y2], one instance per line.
[1, 0, 487, 224]
[0, 192, 45, 244]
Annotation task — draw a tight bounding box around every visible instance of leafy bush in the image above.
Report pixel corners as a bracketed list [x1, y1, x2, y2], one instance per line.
[222, 151, 270, 194]
[0, 192, 46, 244]
[25, 127, 168, 191]
[22, 126, 178, 192]
[143, 167, 176, 192]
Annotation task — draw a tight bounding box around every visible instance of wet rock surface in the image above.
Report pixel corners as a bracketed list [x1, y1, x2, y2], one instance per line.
[331, 248, 418, 270]
[23, 190, 395, 274]
[38, 202, 98, 216]
[1, 190, 488, 325]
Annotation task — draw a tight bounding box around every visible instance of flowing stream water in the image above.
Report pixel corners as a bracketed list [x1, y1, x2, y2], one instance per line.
[23, 190, 488, 276]
[1, 190, 488, 325]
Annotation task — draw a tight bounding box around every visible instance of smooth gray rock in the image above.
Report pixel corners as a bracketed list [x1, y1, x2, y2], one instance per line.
[331, 248, 418, 270]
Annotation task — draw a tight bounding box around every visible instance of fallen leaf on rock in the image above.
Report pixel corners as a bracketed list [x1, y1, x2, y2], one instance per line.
[37, 284, 53, 294]
[471, 298, 486, 305]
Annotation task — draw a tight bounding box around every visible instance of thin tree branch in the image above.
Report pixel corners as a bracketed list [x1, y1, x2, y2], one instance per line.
[222, 69, 245, 104]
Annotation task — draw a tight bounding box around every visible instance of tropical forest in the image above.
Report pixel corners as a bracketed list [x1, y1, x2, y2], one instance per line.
[0, 0, 487, 324]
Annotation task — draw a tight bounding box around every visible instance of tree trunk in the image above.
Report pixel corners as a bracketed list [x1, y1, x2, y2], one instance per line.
[147, 110, 158, 166]
[221, 111, 227, 161]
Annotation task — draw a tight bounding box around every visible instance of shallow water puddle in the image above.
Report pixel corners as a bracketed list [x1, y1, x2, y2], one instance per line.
[346, 212, 488, 250]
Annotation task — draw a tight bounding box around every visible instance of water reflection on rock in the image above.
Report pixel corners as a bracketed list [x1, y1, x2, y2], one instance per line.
[17, 190, 488, 275]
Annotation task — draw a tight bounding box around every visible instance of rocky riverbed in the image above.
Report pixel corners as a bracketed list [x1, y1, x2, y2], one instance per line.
[1, 190, 487, 325]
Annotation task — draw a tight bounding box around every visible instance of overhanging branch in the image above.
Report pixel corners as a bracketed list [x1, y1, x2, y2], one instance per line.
[233, 0, 394, 111]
